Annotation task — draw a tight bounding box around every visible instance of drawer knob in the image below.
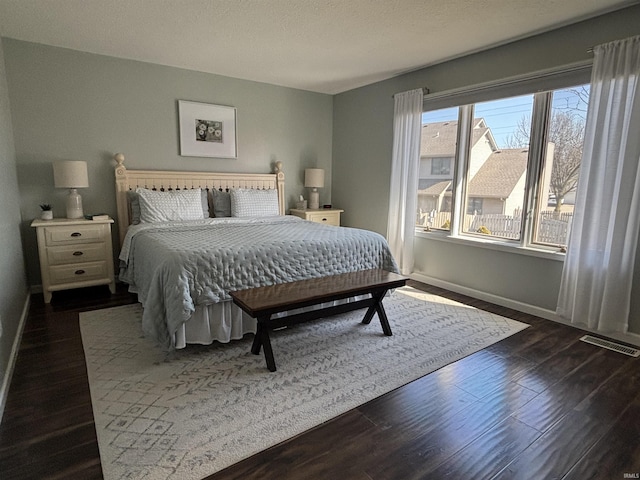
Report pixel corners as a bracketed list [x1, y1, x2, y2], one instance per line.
[70, 232, 82, 237]
[322, 218, 327, 222]
[75, 269, 85, 275]
[72, 251, 84, 256]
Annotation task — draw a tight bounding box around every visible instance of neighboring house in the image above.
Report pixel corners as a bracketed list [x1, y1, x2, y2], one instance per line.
[417, 118, 553, 223]
[467, 148, 528, 215]
[418, 118, 502, 217]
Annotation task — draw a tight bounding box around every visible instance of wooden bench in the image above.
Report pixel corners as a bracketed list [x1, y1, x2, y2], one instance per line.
[229, 269, 408, 371]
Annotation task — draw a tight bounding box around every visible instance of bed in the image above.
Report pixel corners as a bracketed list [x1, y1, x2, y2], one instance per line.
[114, 153, 399, 350]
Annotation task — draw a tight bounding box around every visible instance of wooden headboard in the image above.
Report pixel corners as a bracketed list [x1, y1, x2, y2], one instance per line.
[113, 153, 286, 246]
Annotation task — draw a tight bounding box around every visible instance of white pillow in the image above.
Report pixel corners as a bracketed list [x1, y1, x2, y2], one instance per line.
[137, 188, 206, 223]
[230, 188, 280, 217]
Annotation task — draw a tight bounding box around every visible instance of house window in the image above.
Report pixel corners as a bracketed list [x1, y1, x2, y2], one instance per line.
[466, 197, 483, 215]
[418, 71, 589, 250]
[430, 157, 451, 175]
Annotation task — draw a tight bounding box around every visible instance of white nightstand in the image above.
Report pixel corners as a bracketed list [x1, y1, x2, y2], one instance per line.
[289, 208, 343, 226]
[31, 217, 116, 303]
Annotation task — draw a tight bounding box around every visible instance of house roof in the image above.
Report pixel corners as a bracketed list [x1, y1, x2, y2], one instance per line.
[418, 180, 452, 196]
[420, 118, 497, 157]
[468, 148, 528, 198]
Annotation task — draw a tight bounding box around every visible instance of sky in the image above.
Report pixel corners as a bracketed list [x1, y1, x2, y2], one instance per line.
[422, 85, 589, 149]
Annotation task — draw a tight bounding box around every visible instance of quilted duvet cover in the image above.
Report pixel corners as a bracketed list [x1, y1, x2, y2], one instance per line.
[119, 216, 398, 349]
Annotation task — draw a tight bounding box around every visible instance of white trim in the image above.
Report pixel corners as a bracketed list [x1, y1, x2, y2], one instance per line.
[422, 60, 592, 111]
[410, 272, 640, 348]
[415, 229, 566, 261]
[0, 294, 30, 423]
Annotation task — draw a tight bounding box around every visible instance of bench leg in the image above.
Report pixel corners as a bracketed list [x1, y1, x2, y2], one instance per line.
[361, 290, 393, 336]
[251, 324, 263, 355]
[253, 317, 277, 372]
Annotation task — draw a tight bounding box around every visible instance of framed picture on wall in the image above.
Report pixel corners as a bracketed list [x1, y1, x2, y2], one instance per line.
[178, 100, 237, 158]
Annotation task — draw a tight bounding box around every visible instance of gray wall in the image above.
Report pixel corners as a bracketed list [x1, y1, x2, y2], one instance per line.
[332, 5, 640, 335]
[0, 35, 29, 416]
[3, 40, 333, 286]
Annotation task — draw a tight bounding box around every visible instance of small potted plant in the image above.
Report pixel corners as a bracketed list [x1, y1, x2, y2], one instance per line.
[40, 204, 53, 220]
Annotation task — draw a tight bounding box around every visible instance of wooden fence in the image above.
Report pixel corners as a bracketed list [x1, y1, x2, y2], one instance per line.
[418, 209, 573, 245]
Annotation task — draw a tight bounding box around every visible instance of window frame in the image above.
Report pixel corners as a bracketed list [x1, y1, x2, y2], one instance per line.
[419, 62, 592, 255]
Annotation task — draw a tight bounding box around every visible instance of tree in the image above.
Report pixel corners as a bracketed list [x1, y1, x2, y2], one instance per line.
[546, 111, 584, 212]
[506, 109, 585, 212]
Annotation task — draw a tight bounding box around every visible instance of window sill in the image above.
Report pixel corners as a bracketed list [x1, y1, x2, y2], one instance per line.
[414, 229, 566, 262]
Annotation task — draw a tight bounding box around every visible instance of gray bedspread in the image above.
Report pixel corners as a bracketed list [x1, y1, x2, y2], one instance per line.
[119, 216, 399, 349]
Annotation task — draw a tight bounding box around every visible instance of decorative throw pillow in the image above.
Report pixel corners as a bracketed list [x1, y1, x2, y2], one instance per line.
[128, 189, 209, 223]
[230, 188, 279, 217]
[136, 188, 206, 223]
[127, 190, 142, 224]
[212, 189, 232, 217]
[200, 189, 211, 218]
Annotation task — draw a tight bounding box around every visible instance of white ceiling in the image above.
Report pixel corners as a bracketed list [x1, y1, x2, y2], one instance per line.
[0, 0, 636, 94]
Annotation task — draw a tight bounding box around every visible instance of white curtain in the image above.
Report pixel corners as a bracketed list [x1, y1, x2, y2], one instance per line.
[557, 36, 640, 333]
[387, 88, 423, 275]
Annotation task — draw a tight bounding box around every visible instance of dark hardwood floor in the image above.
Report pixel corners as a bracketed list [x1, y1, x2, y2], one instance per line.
[1, 281, 639, 479]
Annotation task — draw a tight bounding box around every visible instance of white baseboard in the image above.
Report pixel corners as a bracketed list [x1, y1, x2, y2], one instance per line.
[410, 272, 640, 348]
[0, 293, 30, 423]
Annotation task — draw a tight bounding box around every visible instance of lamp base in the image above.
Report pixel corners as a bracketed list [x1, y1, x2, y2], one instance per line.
[66, 188, 84, 219]
[308, 189, 320, 210]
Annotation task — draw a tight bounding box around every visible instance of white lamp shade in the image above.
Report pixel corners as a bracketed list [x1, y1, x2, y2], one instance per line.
[304, 168, 325, 188]
[53, 160, 89, 188]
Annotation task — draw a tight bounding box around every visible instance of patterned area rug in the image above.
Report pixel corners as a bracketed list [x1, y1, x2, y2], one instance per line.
[80, 286, 528, 480]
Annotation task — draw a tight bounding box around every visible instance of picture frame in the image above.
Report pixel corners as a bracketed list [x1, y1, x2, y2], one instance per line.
[178, 100, 237, 158]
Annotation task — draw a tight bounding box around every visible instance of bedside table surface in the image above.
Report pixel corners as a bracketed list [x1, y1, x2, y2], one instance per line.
[289, 208, 343, 214]
[31, 217, 114, 227]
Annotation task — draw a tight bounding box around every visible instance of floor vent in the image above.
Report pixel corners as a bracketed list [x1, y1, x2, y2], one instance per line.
[580, 335, 640, 357]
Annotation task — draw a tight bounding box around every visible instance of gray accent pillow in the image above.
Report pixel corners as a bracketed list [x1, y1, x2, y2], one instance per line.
[127, 190, 142, 224]
[212, 189, 232, 217]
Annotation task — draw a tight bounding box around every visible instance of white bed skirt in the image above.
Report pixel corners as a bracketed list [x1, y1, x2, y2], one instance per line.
[173, 296, 369, 348]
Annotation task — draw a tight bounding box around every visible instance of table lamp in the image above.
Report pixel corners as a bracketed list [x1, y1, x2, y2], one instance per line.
[53, 160, 89, 219]
[304, 168, 324, 210]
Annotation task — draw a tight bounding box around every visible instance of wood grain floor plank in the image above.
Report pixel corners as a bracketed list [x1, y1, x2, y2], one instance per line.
[492, 409, 615, 480]
[513, 349, 628, 433]
[426, 416, 542, 480]
[562, 401, 640, 480]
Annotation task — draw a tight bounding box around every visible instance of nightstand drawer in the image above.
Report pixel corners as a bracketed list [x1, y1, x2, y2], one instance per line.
[306, 211, 341, 226]
[46, 243, 107, 265]
[44, 225, 106, 245]
[49, 261, 108, 285]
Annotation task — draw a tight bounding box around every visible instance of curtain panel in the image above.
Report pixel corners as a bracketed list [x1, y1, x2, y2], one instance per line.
[557, 36, 640, 333]
[387, 89, 423, 275]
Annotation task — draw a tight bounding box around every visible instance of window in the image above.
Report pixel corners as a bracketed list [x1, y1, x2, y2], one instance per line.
[418, 108, 457, 230]
[532, 86, 588, 246]
[461, 94, 533, 240]
[430, 157, 451, 175]
[466, 197, 483, 216]
[418, 69, 589, 250]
